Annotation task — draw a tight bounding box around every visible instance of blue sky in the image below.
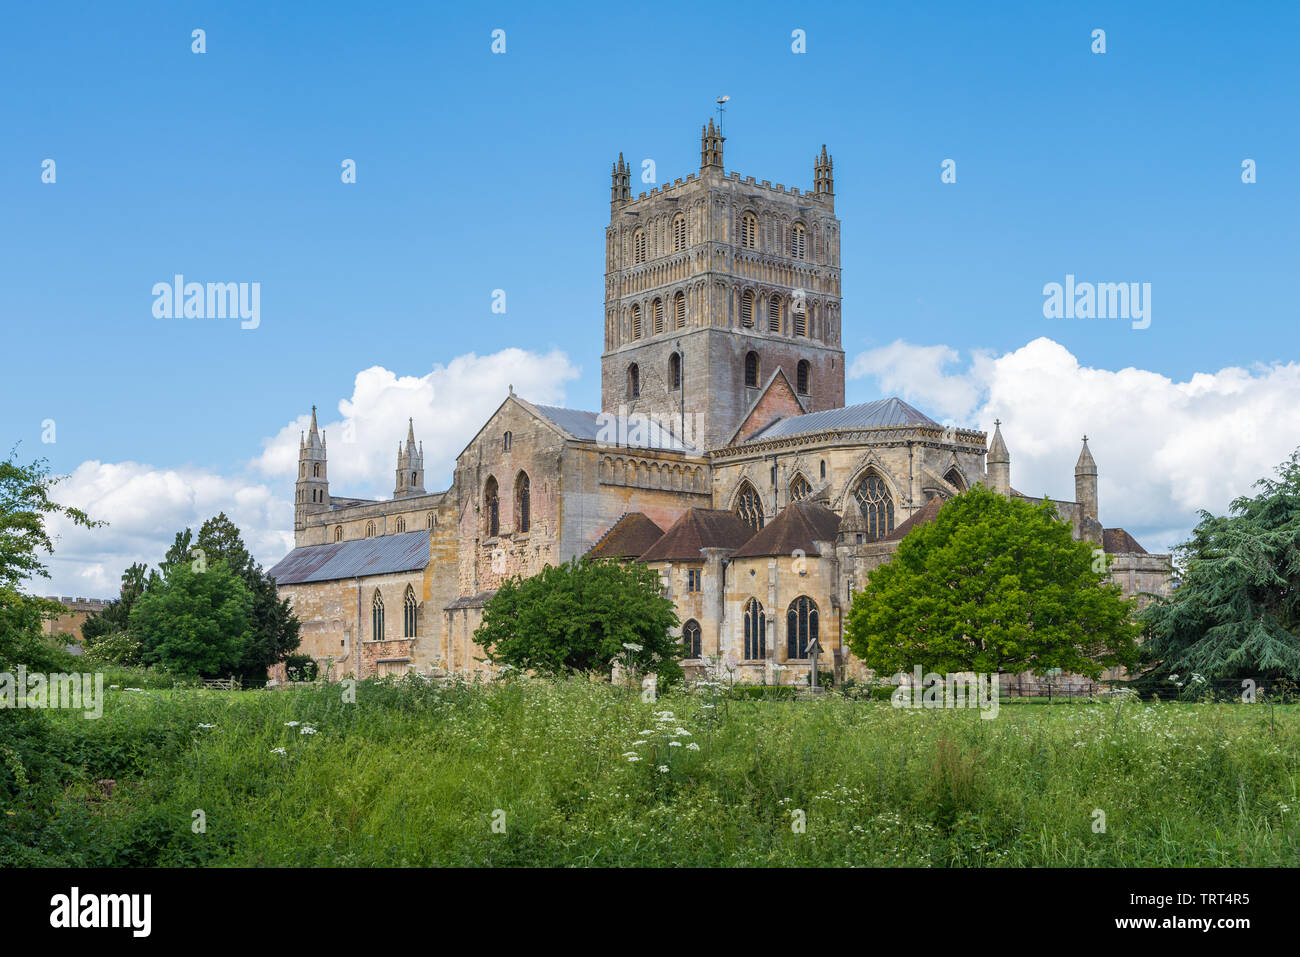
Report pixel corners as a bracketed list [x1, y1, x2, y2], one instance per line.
[3, 1, 1298, 594]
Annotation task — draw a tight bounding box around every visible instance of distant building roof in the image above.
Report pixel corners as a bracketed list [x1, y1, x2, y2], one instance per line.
[743, 397, 939, 443]
[731, 500, 842, 559]
[532, 404, 699, 452]
[1103, 528, 1147, 555]
[586, 513, 665, 561]
[637, 508, 754, 563]
[267, 530, 429, 585]
[445, 590, 497, 611]
[883, 496, 946, 542]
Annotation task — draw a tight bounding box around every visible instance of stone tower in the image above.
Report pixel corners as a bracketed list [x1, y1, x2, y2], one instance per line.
[295, 405, 329, 532]
[1075, 435, 1100, 540]
[601, 121, 846, 449]
[394, 418, 426, 499]
[987, 420, 1010, 496]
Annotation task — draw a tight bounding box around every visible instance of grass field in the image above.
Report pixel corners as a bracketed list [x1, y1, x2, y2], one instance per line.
[4, 675, 1298, 866]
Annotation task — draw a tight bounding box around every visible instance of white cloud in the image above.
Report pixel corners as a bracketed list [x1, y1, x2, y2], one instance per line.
[850, 337, 1300, 553]
[252, 348, 580, 493]
[38, 348, 580, 597]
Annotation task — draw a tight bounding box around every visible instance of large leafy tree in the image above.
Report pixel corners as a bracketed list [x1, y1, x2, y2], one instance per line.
[129, 561, 254, 677]
[0, 450, 102, 672]
[81, 562, 148, 662]
[846, 485, 1140, 679]
[1140, 449, 1300, 680]
[477, 558, 682, 683]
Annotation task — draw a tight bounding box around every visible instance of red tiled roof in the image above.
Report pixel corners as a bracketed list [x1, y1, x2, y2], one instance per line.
[883, 496, 946, 542]
[637, 508, 754, 563]
[731, 500, 842, 559]
[585, 513, 665, 561]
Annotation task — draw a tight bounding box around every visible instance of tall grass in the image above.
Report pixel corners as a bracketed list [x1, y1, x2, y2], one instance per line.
[4, 676, 1298, 866]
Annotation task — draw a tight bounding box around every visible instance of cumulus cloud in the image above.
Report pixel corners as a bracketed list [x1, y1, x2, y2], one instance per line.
[850, 337, 1300, 553]
[252, 348, 580, 493]
[38, 348, 580, 596]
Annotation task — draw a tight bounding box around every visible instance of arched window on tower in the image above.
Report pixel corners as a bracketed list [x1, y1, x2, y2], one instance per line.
[744, 351, 760, 388]
[515, 472, 531, 533]
[402, 585, 417, 637]
[631, 303, 642, 339]
[794, 306, 807, 337]
[768, 295, 782, 333]
[633, 228, 646, 264]
[796, 360, 810, 395]
[790, 474, 812, 503]
[653, 297, 664, 335]
[371, 589, 385, 640]
[741, 290, 755, 327]
[786, 596, 819, 659]
[791, 222, 807, 260]
[672, 213, 687, 251]
[669, 352, 681, 391]
[484, 476, 499, 537]
[628, 363, 640, 399]
[682, 619, 701, 659]
[673, 291, 686, 329]
[743, 598, 766, 660]
[853, 472, 895, 540]
[741, 212, 758, 249]
[734, 482, 764, 532]
[312, 463, 320, 477]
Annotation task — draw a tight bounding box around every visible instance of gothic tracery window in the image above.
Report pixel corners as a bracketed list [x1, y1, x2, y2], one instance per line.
[734, 482, 764, 532]
[365, 521, 376, 538]
[396, 517, 406, 533]
[853, 472, 895, 540]
[743, 598, 766, 660]
[944, 467, 966, 492]
[786, 596, 819, 660]
[371, 589, 385, 640]
[682, 619, 701, 659]
[790, 474, 812, 503]
[403, 585, 417, 638]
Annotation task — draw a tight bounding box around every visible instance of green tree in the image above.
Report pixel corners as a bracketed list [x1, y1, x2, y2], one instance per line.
[81, 561, 148, 654]
[845, 485, 1139, 679]
[476, 558, 681, 683]
[129, 561, 254, 677]
[0, 450, 102, 672]
[1140, 448, 1300, 680]
[196, 513, 300, 681]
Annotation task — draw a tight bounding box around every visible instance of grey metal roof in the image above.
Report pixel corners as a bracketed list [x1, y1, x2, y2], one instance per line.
[744, 397, 939, 442]
[267, 530, 429, 584]
[533, 404, 698, 452]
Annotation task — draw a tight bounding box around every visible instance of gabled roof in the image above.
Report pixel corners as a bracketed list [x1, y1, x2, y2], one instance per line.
[267, 530, 429, 585]
[727, 367, 807, 445]
[532, 403, 699, 452]
[883, 496, 946, 542]
[1103, 528, 1147, 555]
[637, 508, 754, 563]
[743, 396, 939, 443]
[731, 500, 842, 559]
[585, 513, 665, 561]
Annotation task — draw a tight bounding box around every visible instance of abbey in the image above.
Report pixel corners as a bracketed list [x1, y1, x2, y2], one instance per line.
[269, 121, 1172, 686]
